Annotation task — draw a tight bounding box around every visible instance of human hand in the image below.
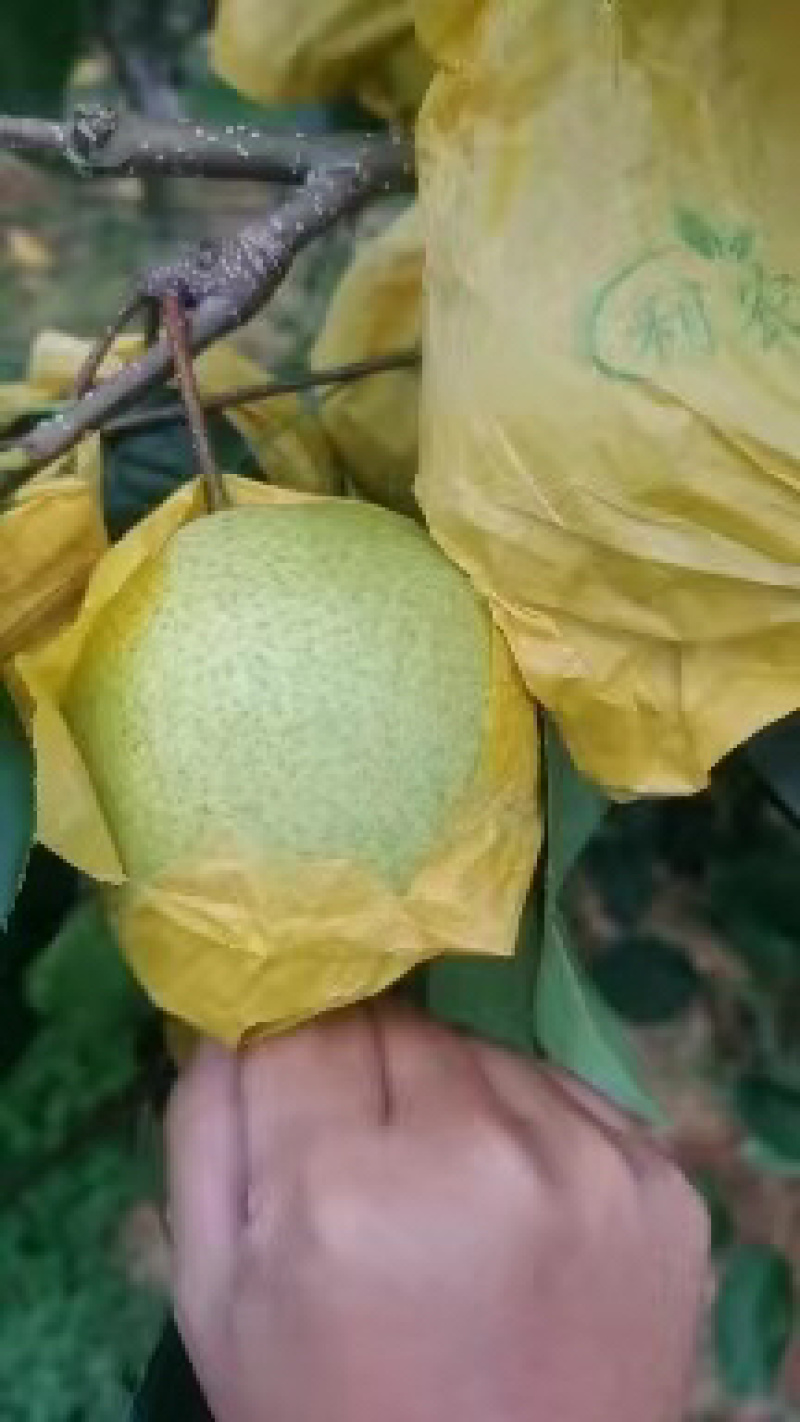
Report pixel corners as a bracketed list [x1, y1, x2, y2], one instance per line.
[167, 1005, 708, 1422]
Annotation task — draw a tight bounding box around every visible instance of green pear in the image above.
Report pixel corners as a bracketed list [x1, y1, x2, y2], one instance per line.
[65, 500, 491, 889]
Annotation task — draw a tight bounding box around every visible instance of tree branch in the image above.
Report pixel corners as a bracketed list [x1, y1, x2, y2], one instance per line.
[103, 348, 421, 437]
[74, 291, 150, 397]
[0, 161, 405, 489]
[0, 104, 414, 187]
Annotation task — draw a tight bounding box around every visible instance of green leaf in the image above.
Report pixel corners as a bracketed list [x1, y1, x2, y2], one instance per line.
[535, 915, 663, 1124]
[715, 1245, 795, 1400]
[693, 1171, 734, 1255]
[28, 898, 151, 1045]
[533, 728, 659, 1119]
[581, 810, 656, 926]
[425, 890, 541, 1053]
[0, 683, 34, 928]
[423, 723, 607, 1052]
[0, 849, 80, 1078]
[708, 853, 800, 987]
[734, 1074, 800, 1165]
[209, 414, 265, 482]
[0, 400, 61, 441]
[423, 726, 612, 1064]
[590, 936, 702, 1025]
[545, 725, 609, 898]
[727, 923, 800, 990]
[1, 847, 79, 979]
[747, 713, 800, 823]
[102, 406, 261, 542]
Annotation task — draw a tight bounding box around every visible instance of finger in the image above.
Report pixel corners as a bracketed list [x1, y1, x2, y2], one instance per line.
[376, 1004, 491, 1120]
[239, 1008, 385, 1188]
[541, 1065, 678, 1175]
[542, 1062, 657, 1136]
[543, 1069, 710, 1274]
[473, 1040, 664, 1177]
[474, 1042, 637, 1135]
[166, 1041, 244, 1326]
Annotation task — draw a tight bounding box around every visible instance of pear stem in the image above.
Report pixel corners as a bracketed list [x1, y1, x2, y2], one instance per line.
[162, 290, 231, 512]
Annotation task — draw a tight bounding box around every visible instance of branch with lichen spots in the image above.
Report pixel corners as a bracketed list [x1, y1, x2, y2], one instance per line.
[0, 105, 414, 188]
[1, 161, 408, 491]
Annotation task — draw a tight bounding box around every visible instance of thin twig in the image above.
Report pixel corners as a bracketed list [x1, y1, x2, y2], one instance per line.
[2, 163, 406, 486]
[103, 348, 421, 438]
[73, 291, 150, 397]
[162, 290, 229, 511]
[0, 106, 414, 188]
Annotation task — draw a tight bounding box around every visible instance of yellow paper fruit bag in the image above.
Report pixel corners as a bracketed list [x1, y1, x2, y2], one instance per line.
[0, 447, 106, 665]
[312, 204, 422, 515]
[15, 477, 540, 1044]
[213, 0, 431, 125]
[414, 0, 800, 793]
[0, 343, 107, 664]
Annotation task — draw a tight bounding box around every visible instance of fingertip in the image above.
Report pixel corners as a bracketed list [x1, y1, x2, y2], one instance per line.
[238, 1008, 384, 1186]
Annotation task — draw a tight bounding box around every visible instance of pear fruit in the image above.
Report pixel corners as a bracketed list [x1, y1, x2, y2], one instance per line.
[64, 500, 492, 889]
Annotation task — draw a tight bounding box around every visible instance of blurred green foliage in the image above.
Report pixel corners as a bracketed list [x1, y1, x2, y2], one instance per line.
[715, 1245, 796, 1401]
[0, 688, 34, 932]
[0, 1, 87, 116]
[0, 901, 162, 1420]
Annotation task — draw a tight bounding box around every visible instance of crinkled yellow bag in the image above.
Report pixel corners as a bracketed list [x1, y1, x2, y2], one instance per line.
[414, 0, 800, 793]
[213, 0, 431, 125]
[16, 477, 540, 1044]
[312, 205, 422, 515]
[0, 340, 107, 663]
[0, 445, 106, 665]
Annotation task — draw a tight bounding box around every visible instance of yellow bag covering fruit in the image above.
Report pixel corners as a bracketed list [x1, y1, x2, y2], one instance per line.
[29, 329, 340, 497]
[414, 0, 800, 793]
[15, 477, 540, 1044]
[0, 344, 107, 663]
[212, 0, 430, 125]
[0, 448, 106, 665]
[312, 205, 422, 515]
